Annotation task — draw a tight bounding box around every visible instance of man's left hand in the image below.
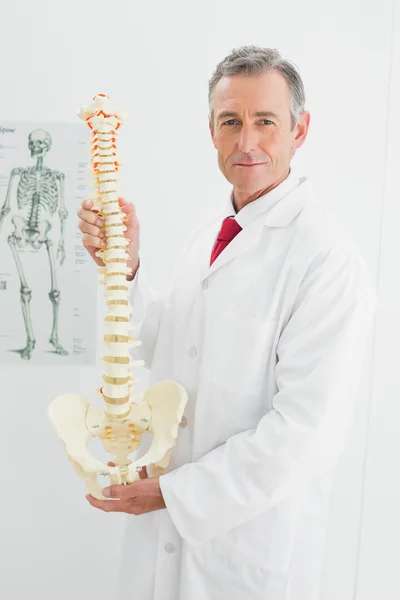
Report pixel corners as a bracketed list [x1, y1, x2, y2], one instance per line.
[85, 466, 166, 515]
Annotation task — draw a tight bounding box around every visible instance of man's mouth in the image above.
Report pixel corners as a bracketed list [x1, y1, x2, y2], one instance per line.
[234, 163, 265, 167]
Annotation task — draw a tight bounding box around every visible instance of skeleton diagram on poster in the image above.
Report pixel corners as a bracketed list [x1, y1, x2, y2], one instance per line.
[0, 122, 97, 365]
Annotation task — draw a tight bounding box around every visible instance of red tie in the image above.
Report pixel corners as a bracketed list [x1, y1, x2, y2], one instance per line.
[210, 217, 242, 266]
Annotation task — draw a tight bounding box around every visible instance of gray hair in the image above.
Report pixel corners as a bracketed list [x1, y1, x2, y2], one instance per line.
[208, 46, 305, 131]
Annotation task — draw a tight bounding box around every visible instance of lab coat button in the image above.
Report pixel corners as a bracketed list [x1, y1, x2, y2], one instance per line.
[179, 416, 187, 428]
[164, 543, 176, 554]
[188, 346, 197, 359]
[202, 279, 208, 290]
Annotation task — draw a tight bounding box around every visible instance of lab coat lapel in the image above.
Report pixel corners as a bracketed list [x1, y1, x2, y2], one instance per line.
[205, 218, 264, 279]
[201, 177, 313, 282]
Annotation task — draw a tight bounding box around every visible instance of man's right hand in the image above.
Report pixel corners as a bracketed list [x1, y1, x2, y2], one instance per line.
[77, 197, 140, 280]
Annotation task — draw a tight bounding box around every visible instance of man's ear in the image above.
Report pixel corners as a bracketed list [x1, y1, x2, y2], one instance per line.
[292, 111, 311, 150]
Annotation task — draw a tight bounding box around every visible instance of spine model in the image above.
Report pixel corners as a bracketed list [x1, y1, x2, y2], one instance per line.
[79, 94, 139, 420]
[47, 95, 188, 499]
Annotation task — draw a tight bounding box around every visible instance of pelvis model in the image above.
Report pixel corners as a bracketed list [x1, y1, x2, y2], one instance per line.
[47, 95, 188, 499]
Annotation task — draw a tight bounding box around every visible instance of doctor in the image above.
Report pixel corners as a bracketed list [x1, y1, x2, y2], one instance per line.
[78, 46, 378, 600]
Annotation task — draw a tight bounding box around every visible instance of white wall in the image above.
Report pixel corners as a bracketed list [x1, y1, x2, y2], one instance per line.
[0, 1, 395, 599]
[353, 1, 400, 598]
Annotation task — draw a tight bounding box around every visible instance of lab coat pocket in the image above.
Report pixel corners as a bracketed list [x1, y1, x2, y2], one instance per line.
[210, 497, 300, 574]
[203, 303, 277, 395]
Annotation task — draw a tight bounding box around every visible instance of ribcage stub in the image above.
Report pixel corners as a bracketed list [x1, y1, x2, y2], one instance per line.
[17, 167, 59, 214]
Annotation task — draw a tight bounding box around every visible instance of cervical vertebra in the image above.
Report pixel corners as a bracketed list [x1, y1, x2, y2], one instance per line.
[47, 94, 188, 499]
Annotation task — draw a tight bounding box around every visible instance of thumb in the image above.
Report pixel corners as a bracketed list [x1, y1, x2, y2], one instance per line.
[118, 197, 133, 212]
[139, 466, 148, 480]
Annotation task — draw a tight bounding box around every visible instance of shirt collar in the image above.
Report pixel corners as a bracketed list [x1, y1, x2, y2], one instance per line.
[222, 168, 302, 229]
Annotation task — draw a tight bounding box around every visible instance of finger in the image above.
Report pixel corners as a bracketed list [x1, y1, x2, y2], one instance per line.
[78, 220, 104, 238]
[82, 198, 93, 209]
[82, 233, 106, 249]
[85, 494, 127, 512]
[139, 466, 148, 480]
[81, 198, 100, 213]
[119, 198, 135, 215]
[77, 207, 104, 227]
[118, 197, 130, 208]
[103, 481, 142, 500]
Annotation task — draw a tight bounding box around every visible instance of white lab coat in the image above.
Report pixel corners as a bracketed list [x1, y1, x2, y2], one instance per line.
[117, 171, 378, 600]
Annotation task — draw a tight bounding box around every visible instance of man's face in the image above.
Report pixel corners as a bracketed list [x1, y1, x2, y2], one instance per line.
[209, 71, 309, 196]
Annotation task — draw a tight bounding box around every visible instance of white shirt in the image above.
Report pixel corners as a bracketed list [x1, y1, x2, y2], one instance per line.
[225, 169, 300, 229]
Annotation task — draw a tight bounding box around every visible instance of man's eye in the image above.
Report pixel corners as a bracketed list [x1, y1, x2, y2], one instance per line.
[222, 119, 274, 126]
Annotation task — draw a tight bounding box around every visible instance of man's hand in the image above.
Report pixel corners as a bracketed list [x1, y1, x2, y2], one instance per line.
[86, 464, 166, 515]
[77, 197, 140, 279]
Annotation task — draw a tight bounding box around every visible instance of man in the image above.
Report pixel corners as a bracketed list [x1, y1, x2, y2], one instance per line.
[78, 46, 378, 600]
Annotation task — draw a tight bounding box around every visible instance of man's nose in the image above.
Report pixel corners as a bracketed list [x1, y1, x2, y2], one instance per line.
[237, 125, 259, 153]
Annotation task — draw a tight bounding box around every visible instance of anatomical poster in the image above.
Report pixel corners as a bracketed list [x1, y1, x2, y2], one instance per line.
[0, 122, 98, 365]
